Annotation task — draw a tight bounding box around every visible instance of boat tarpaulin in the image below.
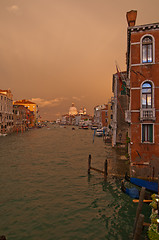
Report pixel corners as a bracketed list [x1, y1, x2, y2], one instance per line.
[130, 178, 158, 193]
[125, 187, 139, 199]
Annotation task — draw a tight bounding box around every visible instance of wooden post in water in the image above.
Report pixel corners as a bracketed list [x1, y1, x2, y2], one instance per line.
[88, 154, 91, 174]
[104, 159, 108, 178]
[133, 214, 144, 240]
[0, 236, 7, 240]
[133, 187, 145, 237]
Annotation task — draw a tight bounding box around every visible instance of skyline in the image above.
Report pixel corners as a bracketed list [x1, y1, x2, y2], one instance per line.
[1, 0, 159, 120]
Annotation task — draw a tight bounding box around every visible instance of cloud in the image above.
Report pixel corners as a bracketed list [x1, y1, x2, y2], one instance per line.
[30, 97, 66, 108]
[72, 96, 85, 101]
[72, 96, 81, 101]
[7, 5, 19, 13]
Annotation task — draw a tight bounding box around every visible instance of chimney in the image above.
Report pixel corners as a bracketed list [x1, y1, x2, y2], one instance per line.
[126, 10, 137, 27]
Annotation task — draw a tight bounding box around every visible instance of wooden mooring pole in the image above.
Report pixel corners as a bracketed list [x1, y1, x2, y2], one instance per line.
[104, 159, 108, 178]
[133, 187, 145, 238]
[88, 155, 108, 177]
[88, 154, 91, 174]
[133, 214, 145, 240]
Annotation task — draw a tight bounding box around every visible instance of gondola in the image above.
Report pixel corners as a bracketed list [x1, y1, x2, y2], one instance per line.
[121, 180, 139, 199]
[125, 172, 158, 194]
[121, 179, 152, 200]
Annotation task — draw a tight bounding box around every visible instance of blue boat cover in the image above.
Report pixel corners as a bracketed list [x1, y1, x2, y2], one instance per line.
[130, 178, 158, 193]
[125, 187, 139, 199]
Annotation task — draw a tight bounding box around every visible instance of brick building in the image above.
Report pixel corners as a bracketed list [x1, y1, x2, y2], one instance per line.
[0, 89, 13, 134]
[126, 10, 159, 179]
[101, 105, 108, 127]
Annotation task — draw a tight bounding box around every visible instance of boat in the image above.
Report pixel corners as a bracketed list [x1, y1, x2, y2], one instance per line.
[121, 179, 152, 200]
[95, 129, 103, 137]
[125, 172, 158, 194]
[91, 126, 98, 130]
[82, 125, 89, 130]
[0, 133, 7, 137]
[121, 180, 139, 199]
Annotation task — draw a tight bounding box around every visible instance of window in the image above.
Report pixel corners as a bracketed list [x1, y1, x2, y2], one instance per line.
[142, 82, 152, 108]
[142, 124, 153, 143]
[142, 36, 153, 63]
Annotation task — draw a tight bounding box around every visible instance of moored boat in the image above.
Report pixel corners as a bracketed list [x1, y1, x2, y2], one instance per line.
[0, 133, 7, 136]
[91, 126, 98, 130]
[125, 173, 158, 194]
[95, 128, 103, 137]
[121, 179, 152, 200]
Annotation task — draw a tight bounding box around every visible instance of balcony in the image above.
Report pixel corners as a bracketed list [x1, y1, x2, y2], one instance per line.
[111, 97, 115, 104]
[125, 110, 131, 123]
[140, 108, 156, 121]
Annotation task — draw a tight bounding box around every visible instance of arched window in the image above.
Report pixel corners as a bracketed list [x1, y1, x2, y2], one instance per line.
[142, 36, 153, 63]
[142, 82, 152, 109]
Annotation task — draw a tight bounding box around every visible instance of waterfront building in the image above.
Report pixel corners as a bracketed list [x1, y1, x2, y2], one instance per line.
[126, 10, 159, 178]
[13, 105, 34, 131]
[101, 105, 108, 128]
[79, 107, 87, 115]
[75, 114, 92, 126]
[13, 105, 27, 132]
[13, 99, 39, 126]
[111, 71, 129, 147]
[94, 104, 107, 128]
[61, 114, 70, 125]
[0, 89, 13, 133]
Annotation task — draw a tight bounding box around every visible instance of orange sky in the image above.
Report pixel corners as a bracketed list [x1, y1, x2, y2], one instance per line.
[1, 0, 159, 120]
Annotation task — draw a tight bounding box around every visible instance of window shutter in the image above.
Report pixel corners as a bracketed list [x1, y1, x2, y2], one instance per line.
[142, 124, 145, 142]
[149, 124, 153, 142]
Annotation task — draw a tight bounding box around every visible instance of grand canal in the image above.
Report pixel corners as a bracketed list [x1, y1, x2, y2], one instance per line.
[0, 125, 151, 240]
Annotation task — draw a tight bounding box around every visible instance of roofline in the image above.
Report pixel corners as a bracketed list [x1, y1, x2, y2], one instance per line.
[128, 22, 159, 32]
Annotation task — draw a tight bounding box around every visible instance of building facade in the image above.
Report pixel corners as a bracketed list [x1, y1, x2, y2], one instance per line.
[111, 72, 129, 147]
[126, 10, 159, 178]
[94, 104, 107, 128]
[0, 89, 13, 134]
[13, 99, 38, 126]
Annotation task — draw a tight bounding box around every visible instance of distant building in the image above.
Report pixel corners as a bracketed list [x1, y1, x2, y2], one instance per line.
[0, 89, 13, 133]
[14, 99, 39, 126]
[69, 103, 78, 116]
[79, 107, 87, 115]
[75, 114, 92, 126]
[101, 105, 108, 127]
[13, 105, 35, 131]
[61, 114, 69, 125]
[94, 104, 107, 128]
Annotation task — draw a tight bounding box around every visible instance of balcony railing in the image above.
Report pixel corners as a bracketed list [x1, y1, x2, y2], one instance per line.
[140, 108, 156, 121]
[125, 110, 131, 123]
[111, 97, 115, 103]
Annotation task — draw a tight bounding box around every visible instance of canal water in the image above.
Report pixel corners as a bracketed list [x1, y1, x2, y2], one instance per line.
[0, 125, 151, 240]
